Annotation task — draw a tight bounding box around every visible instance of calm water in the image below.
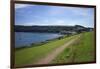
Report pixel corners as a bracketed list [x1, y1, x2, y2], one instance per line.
[15, 32, 62, 48]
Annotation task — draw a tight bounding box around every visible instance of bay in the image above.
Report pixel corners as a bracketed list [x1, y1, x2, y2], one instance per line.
[15, 32, 62, 48]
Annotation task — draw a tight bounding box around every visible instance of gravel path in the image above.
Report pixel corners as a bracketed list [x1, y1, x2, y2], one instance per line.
[34, 35, 80, 65]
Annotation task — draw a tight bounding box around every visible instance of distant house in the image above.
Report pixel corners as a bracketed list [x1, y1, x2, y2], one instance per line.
[60, 30, 77, 35]
[86, 28, 93, 32]
[76, 28, 93, 33]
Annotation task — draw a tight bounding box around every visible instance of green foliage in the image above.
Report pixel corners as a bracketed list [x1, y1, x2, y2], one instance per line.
[52, 32, 95, 63]
[15, 25, 92, 33]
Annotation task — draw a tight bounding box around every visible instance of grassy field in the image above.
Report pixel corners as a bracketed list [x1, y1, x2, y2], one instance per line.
[15, 34, 79, 66]
[52, 32, 95, 64]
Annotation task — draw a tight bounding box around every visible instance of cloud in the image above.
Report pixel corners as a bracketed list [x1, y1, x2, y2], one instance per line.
[71, 8, 89, 16]
[55, 20, 65, 25]
[15, 4, 35, 9]
[45, 19, 66, 26]
[15, 4, 28, 9]
[15, 3, 94, 27]
[67, 7, 94, 17]
[44, 20, 49, 23]
[48, 6, 92, 17]
[48, 6, 67, 16]
[15, 22, 36, 26]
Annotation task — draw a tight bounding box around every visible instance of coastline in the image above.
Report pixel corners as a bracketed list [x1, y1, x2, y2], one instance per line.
[15, 34, 68, 50]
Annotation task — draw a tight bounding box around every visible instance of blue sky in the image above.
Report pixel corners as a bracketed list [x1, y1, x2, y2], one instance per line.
[15, 4, 94, 27]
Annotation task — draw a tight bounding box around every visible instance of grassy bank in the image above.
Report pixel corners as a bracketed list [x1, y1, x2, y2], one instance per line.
[15, 35, 68, 50]
[52, 32, 95, 64]
[15, 34, 79, 66]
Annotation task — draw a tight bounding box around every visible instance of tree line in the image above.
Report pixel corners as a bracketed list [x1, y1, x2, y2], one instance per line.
[14, 25, 93, 33]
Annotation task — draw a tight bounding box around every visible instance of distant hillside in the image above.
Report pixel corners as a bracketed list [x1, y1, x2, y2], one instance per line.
[14, 25, 93, 33]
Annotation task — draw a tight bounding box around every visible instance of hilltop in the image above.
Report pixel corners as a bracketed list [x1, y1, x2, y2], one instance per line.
[15, 25, 93, 34]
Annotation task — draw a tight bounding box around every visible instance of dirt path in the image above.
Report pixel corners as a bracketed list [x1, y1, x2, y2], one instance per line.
[34, 35, 80, 65]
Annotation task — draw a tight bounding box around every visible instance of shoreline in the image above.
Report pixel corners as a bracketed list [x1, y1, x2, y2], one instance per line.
[15, 34, 68, 50]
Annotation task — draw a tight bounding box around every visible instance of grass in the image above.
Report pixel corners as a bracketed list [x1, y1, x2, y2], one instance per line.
[52, 32, 95, 64]
[15, 34, 79, 66]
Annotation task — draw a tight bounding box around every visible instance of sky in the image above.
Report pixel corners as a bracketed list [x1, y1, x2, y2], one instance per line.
[15, 4, 94, 27]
